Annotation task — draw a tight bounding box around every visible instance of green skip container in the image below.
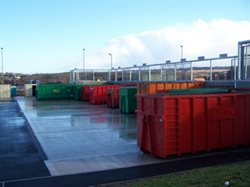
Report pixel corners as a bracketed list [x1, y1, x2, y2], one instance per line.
[119, 87, 137, 114]
[36, 84, 73, 100]
[157, 88, 231, 95]
[71, 84, 86, 100]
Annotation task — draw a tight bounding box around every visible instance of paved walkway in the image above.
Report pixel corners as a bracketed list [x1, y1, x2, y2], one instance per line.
[16, 97, 164, 176]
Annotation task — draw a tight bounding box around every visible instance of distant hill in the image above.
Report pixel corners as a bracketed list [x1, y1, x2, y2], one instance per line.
[0, 72, 70, 85]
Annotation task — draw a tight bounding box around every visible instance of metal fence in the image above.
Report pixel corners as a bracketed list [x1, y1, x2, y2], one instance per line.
[71, 54, 250, 83]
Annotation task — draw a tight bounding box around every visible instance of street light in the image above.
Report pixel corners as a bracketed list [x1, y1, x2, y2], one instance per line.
[108, 53, 113, 70]
[82, 48, 86, 80]
[180, 45, 183, 59]
[1, 47, 3, 75]
[82, 48, 85, 71]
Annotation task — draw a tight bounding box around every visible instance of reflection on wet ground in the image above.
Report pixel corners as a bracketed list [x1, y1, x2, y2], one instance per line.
[16, 97, 163, 176]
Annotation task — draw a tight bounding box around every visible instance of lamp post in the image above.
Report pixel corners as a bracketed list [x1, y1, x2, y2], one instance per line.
[180, 45, 183, 59]
[108, 53, 113, 81]
[82, 48, 85, 71]
[108, 53, 113, 70]
[1, 47, 3, 75]
[83, 48, 86, 80]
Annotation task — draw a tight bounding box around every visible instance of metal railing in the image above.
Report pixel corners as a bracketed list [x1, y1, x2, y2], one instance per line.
[71, 54, 250, 83]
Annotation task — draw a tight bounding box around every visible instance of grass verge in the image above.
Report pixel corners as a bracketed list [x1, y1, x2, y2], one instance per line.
[102, 160, 250, 187]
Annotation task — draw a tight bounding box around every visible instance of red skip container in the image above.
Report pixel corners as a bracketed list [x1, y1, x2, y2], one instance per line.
[107, 87, 120, 108]
[136, 92, 250, 158]
[80, 86, 92, 101]
[89, 85, 119, 105]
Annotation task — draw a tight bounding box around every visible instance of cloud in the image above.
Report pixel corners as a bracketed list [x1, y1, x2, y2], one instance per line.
[7, 19, 248, 73]
[86, 19, 250, 70]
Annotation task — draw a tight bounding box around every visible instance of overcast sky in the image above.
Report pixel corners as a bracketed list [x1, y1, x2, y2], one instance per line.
[0, 0, 250, 73]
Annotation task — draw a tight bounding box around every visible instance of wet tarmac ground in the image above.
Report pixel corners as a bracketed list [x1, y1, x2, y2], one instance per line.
[0, 101, 50, 182]
[1, 98, 250, 187]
